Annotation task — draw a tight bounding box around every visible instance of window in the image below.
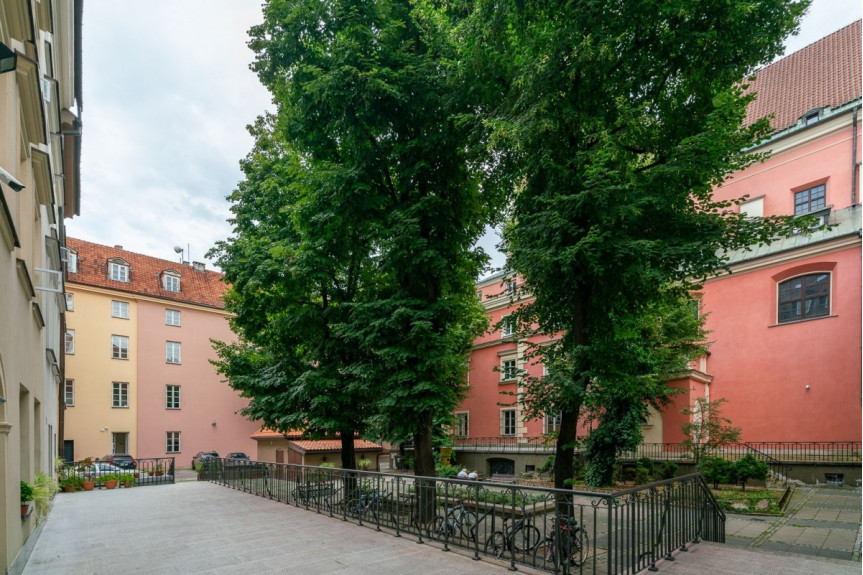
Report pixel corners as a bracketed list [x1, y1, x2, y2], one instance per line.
[501, 315, 515, 338]
[64, 293, 74, 311]
[67, 251, 78, 273]
[778, 273, 830, 323]
[475, 290, 482, 301]
[505, 279, 517, 296]
[544, 413, 561, 434]
[109, 262, 129, 282]
[804, 111, 820, 125]
[166, 431, 181, 453]
[166, 385, 181, 409]
[794, 184, 826, 216]
[501, 409, 517, 436]
[163, 273, 180, 293]
[111, 300, 129, 319]
[501, 358, 517, 381]
[454, 412, 469, 437]
[165, 309, 181, 326]
[64, 379, 74, 406]
[64, 329, 75, 354]
[166, 341, 181, 364]
[112, 335, 129, 359]
[112, 382, 128, 408]
[740, 196, 764, 219]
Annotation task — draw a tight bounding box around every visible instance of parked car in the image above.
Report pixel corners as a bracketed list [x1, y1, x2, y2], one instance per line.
[101, 453, 136, 470]
[78, 462, 126, 478]
[226, 452, 249, 461]
[191, 451, 219, 469]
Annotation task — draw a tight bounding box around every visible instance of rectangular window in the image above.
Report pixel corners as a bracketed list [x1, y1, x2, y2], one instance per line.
[794, 184, 826, 215]
[67, 252, 78, 273]
[65, 329, 75, 354]
[454, 412, 469, 437]
[501, 358, 517, 381]
[501, 315, 515, 338]
[112, 382, 128, 408]
[166, 341, 181, 364]
[164, 275, 180, 292]
[64, 379, 74, 406]
[111, 300, 129, 319]
[501, 409, 516, 436]
[64, 293, 74, 311]
[475, 290, 482, 301]
[109, 262, 129, 282]
[778, 273, 830, 323]
[166, 385, 181, 409]
[505, 279, 517, 296]
[111, 335, 129, 359]
[166, 431, 181, 453]
[544, 413, 562, 434]
[165, 309, 181, 326]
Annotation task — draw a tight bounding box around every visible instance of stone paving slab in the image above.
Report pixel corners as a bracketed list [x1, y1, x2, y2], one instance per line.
[21, 482, 545, 575]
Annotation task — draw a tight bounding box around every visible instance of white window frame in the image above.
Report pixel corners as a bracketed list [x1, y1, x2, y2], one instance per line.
[64, 293, 74, 311]
[454, 412, 469, 437]
[64, 379, 74, 406]
[165, 309, 181, 326]
[111, 300, 129, 319]
[544, 413, 562, 435]
[109, 262, 129, 282]
[166, 431, 181, 453]
[163, 274, 180, 293]
[500, 409, 517, 437]
[65, 329, 75, 354]
[166, 385, 181, 409]
[166, 341, 181, 364]
[501, 357, 517, 382]
[111, 335, 129, 360]
[505, 279, 517, 296]
[67, 251, 78, 273]
[501, 315, 515, 338]
[112, 382, 128, 408]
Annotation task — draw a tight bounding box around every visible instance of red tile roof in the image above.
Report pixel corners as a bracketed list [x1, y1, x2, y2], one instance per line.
[251, 429, 306, 440]
[290, 439, 382, 453]
[745, 20, 862, 132]
[66, 237, 227, 309]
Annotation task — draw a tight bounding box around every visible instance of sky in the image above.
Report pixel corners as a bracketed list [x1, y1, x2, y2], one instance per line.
[68, 0, 863, 273]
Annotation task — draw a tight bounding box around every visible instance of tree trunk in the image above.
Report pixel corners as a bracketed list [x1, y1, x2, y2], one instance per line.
[413, 410, 437, 522]
[340, 429, 357, 470]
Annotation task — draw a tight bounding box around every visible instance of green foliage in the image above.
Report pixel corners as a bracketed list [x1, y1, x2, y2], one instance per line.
[32, 472, 58, 523]
[734, 455, 769, 491]
[682, 398, 742, 462]
[659, 461, 679, 480]
[59, 475, 83, 492]
[698, 456, 736, 489]
[538, 455, 555, 475]
[20, 481, 33, 503]
[712, 488, 782, 514]
[436, 463, 462, 478]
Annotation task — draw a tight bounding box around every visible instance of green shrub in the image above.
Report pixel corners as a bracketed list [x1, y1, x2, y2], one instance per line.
[538, 455, 555, 474]
[698, 456, 734, 489]
[734, 455, 769, 491]
[20, 481, 33, 503]
[659, 461, 679, 480]
[436, 463, 462, 477]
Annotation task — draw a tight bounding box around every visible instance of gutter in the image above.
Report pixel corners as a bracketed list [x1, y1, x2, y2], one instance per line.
[853, 106, 859, 206]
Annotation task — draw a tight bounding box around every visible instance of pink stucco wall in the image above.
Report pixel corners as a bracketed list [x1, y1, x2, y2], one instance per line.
[135, 301, 261, 466]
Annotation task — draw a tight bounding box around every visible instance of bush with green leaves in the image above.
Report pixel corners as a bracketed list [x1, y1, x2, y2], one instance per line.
[538, 455, 555, 475]
[20, 481, 33, 503]
[734, 455, 769, 491]
[698, 456, 735, 489]
[659, 461, 679, 480]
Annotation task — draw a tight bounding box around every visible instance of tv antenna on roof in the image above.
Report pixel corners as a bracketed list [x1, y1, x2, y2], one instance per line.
[173, 244, 189, 264]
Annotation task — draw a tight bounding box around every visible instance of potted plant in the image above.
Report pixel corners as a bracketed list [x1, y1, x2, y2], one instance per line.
[153, 463, 164, 477]
[31, 472, 58, 523]
[119, 473, 135, 488]
[20, 481, 33, 519]
[103, 473, 119, 489]
[60, 475, 84, 492]
[77, 458, 95, 491]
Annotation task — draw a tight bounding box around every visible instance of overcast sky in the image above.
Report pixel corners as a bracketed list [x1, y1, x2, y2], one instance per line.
[68, 0, 862, 273]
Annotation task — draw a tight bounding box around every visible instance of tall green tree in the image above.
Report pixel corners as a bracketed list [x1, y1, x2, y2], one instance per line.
[244, 0, 492, 492]
[463, 0, 808, 488]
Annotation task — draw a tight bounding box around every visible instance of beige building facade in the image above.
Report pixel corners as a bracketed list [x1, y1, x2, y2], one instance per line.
[0, 0, 82, 570]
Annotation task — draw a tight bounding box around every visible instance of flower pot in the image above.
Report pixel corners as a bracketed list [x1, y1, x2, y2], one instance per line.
[62, 485, 76, 493]
[104, 480, 118, 489]
[122, 481, 133, 488]
[82, 481, 95, 491]
[20, 503, 31, 519]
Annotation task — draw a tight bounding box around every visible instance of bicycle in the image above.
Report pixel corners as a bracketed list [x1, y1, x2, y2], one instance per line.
[343, 487, 393, 523]
[533, 515, 590, 570]
[432, 499, 478, 541]
[484, 514, 542, 558]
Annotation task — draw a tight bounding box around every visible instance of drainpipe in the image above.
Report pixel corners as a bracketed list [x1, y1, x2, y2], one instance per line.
[853, 106, 859, 206]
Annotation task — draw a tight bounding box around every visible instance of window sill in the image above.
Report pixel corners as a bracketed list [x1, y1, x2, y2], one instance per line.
[499, 379, 517, 384]
[111, 357, 129, 361]
[770, 314, 836, 327]
[111, 406, 129, 409]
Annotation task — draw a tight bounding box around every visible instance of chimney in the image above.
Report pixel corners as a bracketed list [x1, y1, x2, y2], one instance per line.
[192, 261, 206, 272]
[114, 245, 123, 250]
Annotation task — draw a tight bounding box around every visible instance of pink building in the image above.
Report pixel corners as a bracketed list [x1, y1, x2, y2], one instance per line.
[454, 23, 861, 475]
[64, 239, 261, 467]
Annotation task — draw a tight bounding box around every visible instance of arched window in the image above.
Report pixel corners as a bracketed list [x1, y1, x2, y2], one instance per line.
[778, 273, 830, 323]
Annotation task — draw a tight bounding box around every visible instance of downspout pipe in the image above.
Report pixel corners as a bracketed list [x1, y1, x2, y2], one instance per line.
[853, 106, 859, 206]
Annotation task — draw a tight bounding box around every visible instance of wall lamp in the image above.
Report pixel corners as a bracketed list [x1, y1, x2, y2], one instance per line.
[0, 43, 16, 75]
[211, 421, 217, 427]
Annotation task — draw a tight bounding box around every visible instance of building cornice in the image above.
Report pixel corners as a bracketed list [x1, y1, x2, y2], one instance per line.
[66, 281, 232, 316]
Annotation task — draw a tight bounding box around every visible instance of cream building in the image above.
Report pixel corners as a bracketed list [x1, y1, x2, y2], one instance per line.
[0, 0, 82, 570]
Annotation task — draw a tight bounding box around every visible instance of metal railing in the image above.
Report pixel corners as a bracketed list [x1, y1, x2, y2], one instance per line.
[66, 457, 175, 488]
[202, 460, 724, 574]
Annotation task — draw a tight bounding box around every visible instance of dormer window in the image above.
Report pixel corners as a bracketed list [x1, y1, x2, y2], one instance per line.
[108, 259, 130, 282]
[804, 110, 821, 125]
[66, 250, 78, 273]
[162, 270, 181, 293]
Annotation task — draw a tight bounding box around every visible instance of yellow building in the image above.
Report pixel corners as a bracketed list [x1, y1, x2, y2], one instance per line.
[0, 0, 82, 569]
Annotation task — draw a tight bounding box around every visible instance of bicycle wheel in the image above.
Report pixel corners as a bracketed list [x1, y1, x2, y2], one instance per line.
[484, 531, 507, 558]
[514, 524, 542, 553]
[456, 511, 479, 541]
[569, 527, 590, 566]
[532, 537, 556, 570]
[431, 516, 455, 538]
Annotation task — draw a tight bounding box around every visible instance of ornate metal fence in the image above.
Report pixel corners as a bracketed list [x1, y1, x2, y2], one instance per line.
[202, 460, 723, 574]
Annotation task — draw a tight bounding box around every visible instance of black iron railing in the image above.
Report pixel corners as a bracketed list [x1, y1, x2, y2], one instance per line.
[202, 460, 723, 574]
[66, 457, 175, 488]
